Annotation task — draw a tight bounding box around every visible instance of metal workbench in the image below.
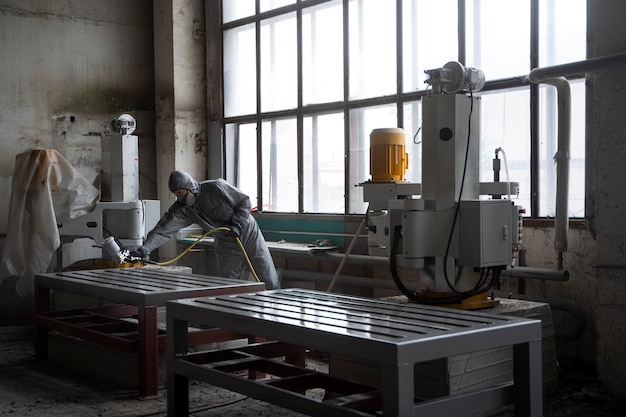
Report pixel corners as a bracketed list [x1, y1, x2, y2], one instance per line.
[166, 288, 543, 416]
[34, 268, 265, 397]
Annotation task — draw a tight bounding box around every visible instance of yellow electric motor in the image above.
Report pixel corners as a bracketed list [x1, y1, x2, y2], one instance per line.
[369, 128, 408, 182]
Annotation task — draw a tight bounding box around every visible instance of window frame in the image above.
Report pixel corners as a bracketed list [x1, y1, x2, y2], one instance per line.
[212, 0, 586, 220]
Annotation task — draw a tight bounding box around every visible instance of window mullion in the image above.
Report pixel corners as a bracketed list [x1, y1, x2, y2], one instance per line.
[255, 12, 263, 211]
[396, 0, 403, 126]
[297, 6, 304, 213]
[530, 0, 539, 218]
[458, 0, 466, 64]
[343, 0, 350, 214]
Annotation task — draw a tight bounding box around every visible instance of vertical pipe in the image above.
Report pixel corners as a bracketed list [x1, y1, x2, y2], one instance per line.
[544, 77, 571, 253]
[527, 74, 570, 254]
[528, 52, 626, 254]
[517, 248, 527, 294]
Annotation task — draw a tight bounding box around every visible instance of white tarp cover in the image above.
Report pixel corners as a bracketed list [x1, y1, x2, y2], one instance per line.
[0, 149, 99, 296]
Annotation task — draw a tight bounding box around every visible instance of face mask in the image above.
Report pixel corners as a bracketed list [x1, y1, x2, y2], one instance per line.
[177, 192, 196, 207]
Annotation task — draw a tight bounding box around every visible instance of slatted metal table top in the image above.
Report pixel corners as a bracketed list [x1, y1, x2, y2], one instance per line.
[168, 287, 541, 364]
[167, 288, 543, 416]
[35, 268, 264, 307]
[34, 267, 266, 397]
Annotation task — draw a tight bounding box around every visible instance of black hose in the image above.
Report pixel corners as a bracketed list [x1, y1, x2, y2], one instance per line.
[389, 226, 502, 305]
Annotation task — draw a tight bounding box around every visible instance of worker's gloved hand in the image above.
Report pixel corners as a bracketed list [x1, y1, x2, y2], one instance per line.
[226, 225, 240, 239]
[129, 247, 149, 261]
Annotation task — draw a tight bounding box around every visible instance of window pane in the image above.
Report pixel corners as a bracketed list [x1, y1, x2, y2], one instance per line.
[479, 89, 531, 214]
[261, 13, 297, 112]
[302, 0, 344, 105]
[236, 123, 259, 208]
[224, 24, 256, 117]
[303, 113, 345, 213]
[403, 0, 458, 92]
[466, 0, 531, 79]
[403, 101, 423, 183]
[539, 80, 585, 217]
[349, 0, 397, 99]
[262, 118, 298, 212]
[223, 0, 255, 23]
[539, 0, 586, 66]
[349, 104, 398, 213]
[260, 0, 295, 13]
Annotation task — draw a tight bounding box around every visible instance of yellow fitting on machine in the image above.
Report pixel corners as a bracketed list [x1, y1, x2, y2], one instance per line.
[369, 128, 408, 182]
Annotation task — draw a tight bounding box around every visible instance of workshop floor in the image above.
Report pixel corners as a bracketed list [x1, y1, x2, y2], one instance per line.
[1, 326, 625, 417]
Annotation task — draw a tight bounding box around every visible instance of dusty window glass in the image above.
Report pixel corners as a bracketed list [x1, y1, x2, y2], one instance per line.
[348, 0, 397, 100]
[260, 0, 296, 13]
[262, 118, 298, 212]
[302, 0, 344, 105]
[303, 113, 345, 213]
[223, 24, 256, 117]
[235, 123, 259, 208]
[260, 13, 297, 112]
[223, 0, 255, 23]
[402, 0, 458, 93]
[539, 0, 586, 67]
[466, 0, 531, 79]
[479, 89, 532, 213]
[537, 0, 586, 217]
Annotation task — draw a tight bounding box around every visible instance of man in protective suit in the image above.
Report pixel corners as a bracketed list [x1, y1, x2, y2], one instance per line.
[131, 170, 280, 290]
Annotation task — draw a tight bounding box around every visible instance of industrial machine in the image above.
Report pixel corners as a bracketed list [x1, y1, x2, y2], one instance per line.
[57, 114, 160, 267]
[362, 62, 524, 308]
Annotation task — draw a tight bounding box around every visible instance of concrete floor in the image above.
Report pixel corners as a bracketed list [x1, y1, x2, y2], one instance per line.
[1, 326, 624, 417]
[0, 329, 315, 417]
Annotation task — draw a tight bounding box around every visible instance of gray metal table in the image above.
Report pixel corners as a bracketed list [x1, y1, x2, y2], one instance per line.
[34, 268, 265, 397]
[166, 288, 542, 417]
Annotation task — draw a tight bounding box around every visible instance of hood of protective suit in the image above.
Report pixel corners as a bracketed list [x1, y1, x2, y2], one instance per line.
[168, 170, 200, 194]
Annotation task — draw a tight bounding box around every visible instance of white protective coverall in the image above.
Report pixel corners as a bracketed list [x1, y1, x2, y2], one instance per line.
[138, 171, 280, 290]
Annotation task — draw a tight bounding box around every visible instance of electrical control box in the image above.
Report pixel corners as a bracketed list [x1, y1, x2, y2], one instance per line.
[458, 200, 514, 267]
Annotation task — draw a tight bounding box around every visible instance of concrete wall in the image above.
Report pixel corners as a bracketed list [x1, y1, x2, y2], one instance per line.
[0, 1, 157, 221]
[496, 226, 597, 364]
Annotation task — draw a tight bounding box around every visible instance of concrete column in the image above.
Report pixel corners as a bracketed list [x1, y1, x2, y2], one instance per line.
[153, 0, 207, 260]
[590, 0, 626, 399]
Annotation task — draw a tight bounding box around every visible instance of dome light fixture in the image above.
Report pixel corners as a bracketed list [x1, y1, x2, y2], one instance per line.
[112, 113, 136, 135]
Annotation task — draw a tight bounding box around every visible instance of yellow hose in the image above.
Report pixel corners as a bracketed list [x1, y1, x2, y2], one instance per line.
[155, 226, 261, 283]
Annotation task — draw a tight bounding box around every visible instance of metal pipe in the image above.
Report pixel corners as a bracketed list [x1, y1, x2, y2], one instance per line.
[527, 52, 626, 253]
[528, 52, 626, 80]
[548, 77, 570, 253]
[282, 269, 399, 290]
[501, 266, 569, 281]
[311, 252, 389, 266]
[527, 74, 571, 253]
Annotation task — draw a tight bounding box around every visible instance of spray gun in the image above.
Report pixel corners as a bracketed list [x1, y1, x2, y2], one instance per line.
[101, 236, 154, 264]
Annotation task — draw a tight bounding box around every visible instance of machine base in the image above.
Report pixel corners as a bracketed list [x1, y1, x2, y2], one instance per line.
[411, 291, 500, 310]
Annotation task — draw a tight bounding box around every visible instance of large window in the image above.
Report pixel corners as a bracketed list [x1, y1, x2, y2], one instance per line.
[219, 0, 586, 217]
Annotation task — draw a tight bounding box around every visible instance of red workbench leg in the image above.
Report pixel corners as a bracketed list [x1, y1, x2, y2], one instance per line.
[167, 316, 190, 417]
[138, 305, 159, 397]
